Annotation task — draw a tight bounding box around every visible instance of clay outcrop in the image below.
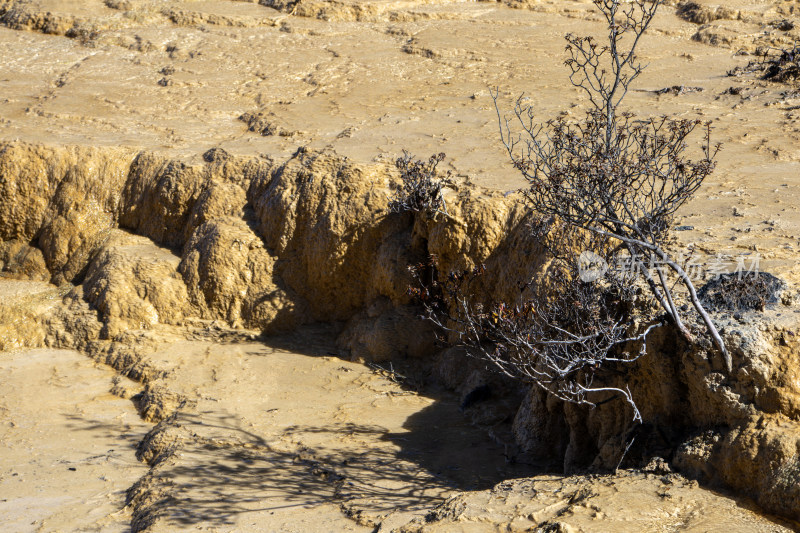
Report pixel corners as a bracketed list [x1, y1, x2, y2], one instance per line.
[0, 141, 798, 521]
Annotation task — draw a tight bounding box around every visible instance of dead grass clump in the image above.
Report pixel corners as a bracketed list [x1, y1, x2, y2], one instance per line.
[728, 44, 800, 84]
[699, 272, 785, 312]
[388, 152, 453, 217]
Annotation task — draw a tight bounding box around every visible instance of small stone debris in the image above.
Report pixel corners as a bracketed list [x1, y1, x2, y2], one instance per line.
[202, 147, 231, 163]
[653, 85, 704, 96]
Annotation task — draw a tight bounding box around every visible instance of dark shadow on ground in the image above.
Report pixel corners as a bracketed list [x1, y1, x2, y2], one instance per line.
[65, 324, 544, 529]
[138, 412, 540, 528]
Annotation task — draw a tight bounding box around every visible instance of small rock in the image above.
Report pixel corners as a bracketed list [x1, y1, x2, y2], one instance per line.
[642, 457, 672, 475]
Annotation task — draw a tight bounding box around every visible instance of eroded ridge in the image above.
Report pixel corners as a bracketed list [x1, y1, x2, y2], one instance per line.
[0, 142, 798, 530]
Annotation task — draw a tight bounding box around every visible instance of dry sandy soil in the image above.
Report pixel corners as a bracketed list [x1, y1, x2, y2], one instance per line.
[1, 0, 799, 531]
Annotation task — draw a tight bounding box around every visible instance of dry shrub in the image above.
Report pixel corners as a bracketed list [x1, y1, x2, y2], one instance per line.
[388, 152, 453, 217]
[407, 0, 731, 426]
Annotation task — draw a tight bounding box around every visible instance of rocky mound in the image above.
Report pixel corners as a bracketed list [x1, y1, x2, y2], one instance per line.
[0, 141, 798, 525]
